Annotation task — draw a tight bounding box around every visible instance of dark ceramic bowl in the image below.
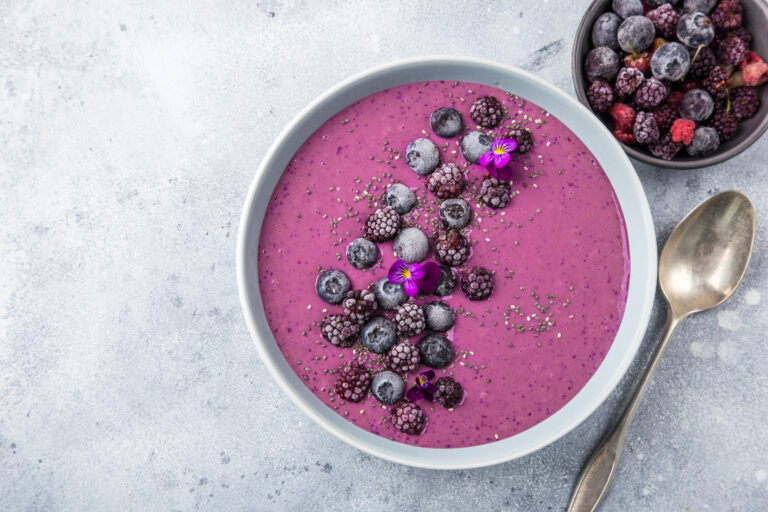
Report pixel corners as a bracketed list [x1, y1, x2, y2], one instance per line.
[573, 0, 768, 169]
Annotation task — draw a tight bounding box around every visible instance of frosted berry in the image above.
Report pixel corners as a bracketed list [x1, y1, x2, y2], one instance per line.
[461, 266, 494, 301]
[479, 177, 511, 209]
[649, 132, 684, 160]
[587, 80, 615, 112]
[687, 45, 716, 80]
[417, 334, 454, 369]
[316, 269, 351, 305]
[387, 342, 420, 374]
[710, 0, 742, 31]
[430, 107, 464, 138]
[635, 77, 668, 109]
[592, 12, 622, 51]
[391, 402, 426, 435]
[614, 67, 645, 99]
[439, 198, 472, 230]
[426, 162, 467, 199]
[505, 125, 535, 153]
[364, 206, 401, 242]
[321, 314, 360, 348]
[610, 102, 637, 133]
[434, 265, 458, 296]
[731, 86, 759, 120]
[346, 237, 379, 270]
[679, 89, 714, 121]
[613, 0, 643, 19]
[334, 362, 371, 403]
[435, 377, 464, 409]
[647, 4, 681, 39]
[651, 42, 691, 81]
[405, 138, 440, 176]
[677, 12, 715, 47]
[683, 0, 717, 14]
[703, 66, 729, 101]
[633, 111, 660, 144]
[371, 370, 405, 405]
[394, 302, 426, 337]
[460, 131, 493, 163]
[710, 106, 738, 140]
[470, 96, 504, 128]
[393, 227, 429, 263]
[617, 15, 655, 53]
[585, 46, 621, 82]
[423, 300, 455, 332]
[372, 277, 407, 311]
[434, 230, 470, 267]
[342, 289, 377, 324]
[686, 126, 720, 156]
[716, 36, 747, 66]
[361, 316, 398, 354]
[386, 183, 416, 215]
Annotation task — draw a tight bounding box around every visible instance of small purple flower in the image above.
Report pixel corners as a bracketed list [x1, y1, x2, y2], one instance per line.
[406, 370, 437, 402]
[479, 137, 517, 181]
[388, 259, 441, 297]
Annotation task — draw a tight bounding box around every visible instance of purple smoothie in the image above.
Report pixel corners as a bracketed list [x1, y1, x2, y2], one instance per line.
[257, 81, 629, 448]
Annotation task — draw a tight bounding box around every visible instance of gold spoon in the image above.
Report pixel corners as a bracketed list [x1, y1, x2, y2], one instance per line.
[568, 191, 756, 512]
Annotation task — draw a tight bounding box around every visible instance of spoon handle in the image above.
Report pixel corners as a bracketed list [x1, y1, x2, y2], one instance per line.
[567, 306, 683, 512]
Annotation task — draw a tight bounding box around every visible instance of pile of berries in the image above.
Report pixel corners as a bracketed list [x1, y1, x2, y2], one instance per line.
[586, 0, 766, 160]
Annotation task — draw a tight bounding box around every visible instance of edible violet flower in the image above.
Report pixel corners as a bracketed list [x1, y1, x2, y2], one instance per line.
[406, 370, 437, 402]
[478, 137, 517, 181]
[388, 259, 441, 297]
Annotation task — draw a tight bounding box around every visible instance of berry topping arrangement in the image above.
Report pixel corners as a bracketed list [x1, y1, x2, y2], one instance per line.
[585, 0, 767, 160]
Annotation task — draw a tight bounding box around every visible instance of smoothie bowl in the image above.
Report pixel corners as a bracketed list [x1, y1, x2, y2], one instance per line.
[237, 57, 657, 469]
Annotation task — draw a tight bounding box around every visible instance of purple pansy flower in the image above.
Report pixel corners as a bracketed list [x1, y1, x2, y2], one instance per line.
[479, 137, 517, 181]
[406, 370, 437, 402]
[388, 259, 441, 297]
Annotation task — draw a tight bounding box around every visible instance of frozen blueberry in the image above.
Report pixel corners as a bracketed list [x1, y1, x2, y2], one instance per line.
[370, 370, 405, 405]
[430, 107, 464, 138]
[647, 0, 679, 6]
[679, 89, 714, 121]
[406, 138, 440, 176]
[372, 277, 407, 310]
[592, 12, 621, 51]
[316, 269, 351, 305]
[434, 266, 457, 296]
[386, 183, 416, 215]
[417, 334, 454, 369]
[683, 0, 716, 14]
[438, 198, 472, 230]
[612, 0, 643, 19]
[393, 227, 429, 263]
[617, 15, 655, 53]
[361, 316, 398, 354]
[423, 301, 455, 332]
[346, 238, 379, 270]
[460, 131, 493, 163]
[651, 42, 691, 81]
[677, 12, 714, 48]
[584, 47, 621, 83]
[686, 126, 720, 157]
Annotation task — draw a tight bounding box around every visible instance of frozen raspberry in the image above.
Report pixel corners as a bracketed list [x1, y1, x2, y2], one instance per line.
[321, 314, 360, 348]
[609, 103, 637, 133]
[623, 51, 651, 74]
[434, 230, 470, 267]
[614, 68, 645, 99]
[426, 162, 467, 199]
[687, 45, 716, 80]
[393, 302, 426, 337]
[635, 77, 668, 109]
[613, 130, 637, 145]
[334, 362, 371, 403]
[704, 66, 730, 101]
[505, 126, 535, 153]
[461, 266, 494, 301]
[391, 402, 426, 435]
[587, 80, 614, 112]
[716, 36, 747, 66]
[711, 0, 742, 30]
[386, 342, 420, 374]
[710, 105, 738, 140]
[470, 96, 504, 128]
[342, 289, 377, 324]
[647, 4, 680, 39]
[731, 86, 759, 120]
[670, 118, 697, 144]
[633, 111, 660, 144]
[364, 206, 401, 242]
[479, 177, 511, 209]
[649, 133, 684, 160]
[435, 377, 464, 409]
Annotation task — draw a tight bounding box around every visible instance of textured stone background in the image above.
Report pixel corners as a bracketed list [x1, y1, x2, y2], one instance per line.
[1, 1, 766, 510]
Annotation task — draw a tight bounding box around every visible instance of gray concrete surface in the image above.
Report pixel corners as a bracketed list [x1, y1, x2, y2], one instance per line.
[1, 1, 767, 510]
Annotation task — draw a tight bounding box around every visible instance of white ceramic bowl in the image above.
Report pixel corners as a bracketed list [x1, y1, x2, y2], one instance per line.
[237, 56, 657, 469]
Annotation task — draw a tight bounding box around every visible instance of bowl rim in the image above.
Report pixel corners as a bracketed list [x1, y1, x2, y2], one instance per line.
[571, 0, 768, 170]
[237, 55, 658, 469]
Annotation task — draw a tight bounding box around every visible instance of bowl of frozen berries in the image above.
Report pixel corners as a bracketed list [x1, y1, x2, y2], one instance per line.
[573, 0, 768, 169]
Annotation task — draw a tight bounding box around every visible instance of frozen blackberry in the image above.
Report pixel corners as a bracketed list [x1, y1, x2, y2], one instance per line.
[386, 183, 416, 215]
[731, 86, 759, 120]
[417, 334, 454, 369]
[686, 126, 720, 156]
[680, 89, 715, 121]
[342, 289, 377, 324]
[614, 67, 645, 99]
[479, 177, 511, 209]
[426, 162, 467, 199]
[613, 0, 643, 19]
[391, 402, 426, 435]
[346, 237, 378, 270]
[710, 106, 738, 140]
[648, 4, 681, 39]
[321, 314, 360, 348]
[592, 12, 622, 51]
[434, 230, 470, 267]
[505, 125, 535, 153]
[439, 198, 472, 230]
[677, 12, 715, 47]
[585, 46, 621, 82]
[470, 96, 504, 128]
[703, 66, 729, 101]
[434, 377, 464, 409]
[430, 107, 464, 138]
[635, 77, 668, 109]
[587, 80, 615, 112]
[617, 15, 655, 53]
[361, 316, 398, 354]
[687, 45, 716, 80]
[651, 42, 691, 81]
[652, 99, 678, 131]
[393, 227, 429, 263]
[711, 0, 742, 30]
[405, 138, 440, 176]
[648, 132, 684, 160]
[316, 269, 351, 305]
[633, 111, 660, 144]
[727, 26, 752, 46]
[364, 206, 401, 242]
[683, 0, 717, 14]
[387, 342, 420, 374]
[716, 36, 747, 66]
[423, 300, 455, 332]
[371, 371, 405, 405]
[460, 131, 493, 163]
[461, 266, 494, 301]
[434, 265, 458, 296]
[334, 362, 371, 403]
[394, 302, 426, 337]
[372, 277, 407, 311]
